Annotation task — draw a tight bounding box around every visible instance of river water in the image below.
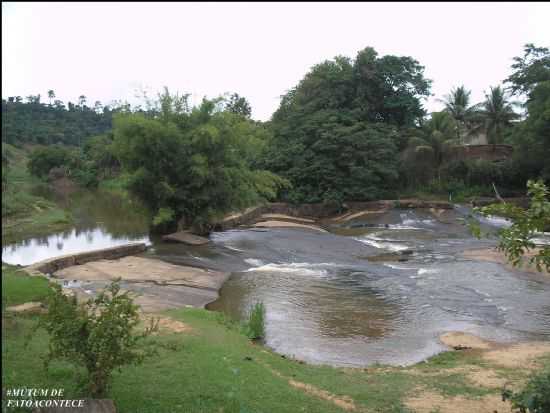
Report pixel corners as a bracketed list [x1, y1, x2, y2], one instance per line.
[3, 190, 550, 367]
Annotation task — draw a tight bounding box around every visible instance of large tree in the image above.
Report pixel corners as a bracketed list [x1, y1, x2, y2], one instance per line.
[505, 44, 550, 182]
[113, 91, 287, 233]
[266, 46, 431, 203]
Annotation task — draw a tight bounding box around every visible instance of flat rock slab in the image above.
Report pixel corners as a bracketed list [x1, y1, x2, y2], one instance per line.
[54, 256, 229, 290]
[162, 231, 209, 245]
[253, 220, 327, 233]
[53, 256, 230, 311]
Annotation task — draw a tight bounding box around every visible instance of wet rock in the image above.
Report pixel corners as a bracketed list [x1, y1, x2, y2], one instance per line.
[162, 231, 209, 245]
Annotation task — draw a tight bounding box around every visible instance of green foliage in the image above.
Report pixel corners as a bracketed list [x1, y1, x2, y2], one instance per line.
[37, 280, 157, 397]
[476, 180, 550, 272]
[2, 96, 113, 146]
[27, 145, 72, 177]
[266, 46, 431, 203]
[438, 85, 481, 142]
[505, 43, 550, 97]
[2, 266, 50, 307]
[505, 44, 550, 184]
[478, 86, 520, 144]
[502, 367, 550, 413]
[225, 93, 252, 118]
[242, 302, 266, 340]
[113, 91, 289, 233]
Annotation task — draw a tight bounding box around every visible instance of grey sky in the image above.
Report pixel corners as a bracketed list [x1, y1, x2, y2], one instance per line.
[2, 2, 549, 121]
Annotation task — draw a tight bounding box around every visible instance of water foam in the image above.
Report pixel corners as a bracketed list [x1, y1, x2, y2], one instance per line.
[356, 237, 409, 252]
[244, 258, 264, 267]
[246, 262, 336, 277]
[417, 268, 439, 275]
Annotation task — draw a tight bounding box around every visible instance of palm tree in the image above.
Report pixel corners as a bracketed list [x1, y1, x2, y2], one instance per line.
[439, 85, 481, 143]
[478, 86, 519, 144]
[47, 89, 55, 106]
[405, 111, 457, 183]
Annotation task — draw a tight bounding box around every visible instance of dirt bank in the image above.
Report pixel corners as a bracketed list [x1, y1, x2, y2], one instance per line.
[403, 331, 550, 413]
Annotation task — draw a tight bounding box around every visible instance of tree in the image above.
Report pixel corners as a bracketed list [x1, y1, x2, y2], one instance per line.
[37, 280, 157, 397]
[78, 95, 87, 108]
[267, 46, 431, 202]
[505, 44, 550, 182]
[27, 146, 73, 177]
[113, 90, 288, 233]
[439, 85, 481, 143]
[225, 93, 252, 118]
[402, 111, 456, 185]
[47, 89, 56, 106]
[475, 180, 549, 272]
[478, 86, 519, 144]
[505, 43, 550, 97]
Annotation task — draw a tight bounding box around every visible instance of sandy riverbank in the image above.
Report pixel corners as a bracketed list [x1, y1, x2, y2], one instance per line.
[462, 247, 549, 275]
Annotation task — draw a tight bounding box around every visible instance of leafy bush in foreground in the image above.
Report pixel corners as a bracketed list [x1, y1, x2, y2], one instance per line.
[502, 367, 550, 413]
[36, 280, 157, 397]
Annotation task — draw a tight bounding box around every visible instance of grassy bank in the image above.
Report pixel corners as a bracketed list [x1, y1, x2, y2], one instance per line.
[2, 144, 73, 244]
[3, 268, 549, 413]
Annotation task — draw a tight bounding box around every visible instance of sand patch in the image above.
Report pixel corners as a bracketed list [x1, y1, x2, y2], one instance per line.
[5, 301, 46, 315]
[141, 315, 193, 334]
[405, 390, 510, 413]
[462, 247, 549, 275]
[253, 220, 328, 232]
[439, 332, 493, 350]
[483, 342, 550, 369]
[288, 379, 356, 411]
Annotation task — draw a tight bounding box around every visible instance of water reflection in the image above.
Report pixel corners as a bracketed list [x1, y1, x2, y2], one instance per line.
[2, 189, 151, 266]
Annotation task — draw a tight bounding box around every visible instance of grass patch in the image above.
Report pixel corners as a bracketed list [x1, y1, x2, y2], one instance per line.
[2, 143, 73, 243]
[3, 273, 545, 413]
[2, 265, 50, 307]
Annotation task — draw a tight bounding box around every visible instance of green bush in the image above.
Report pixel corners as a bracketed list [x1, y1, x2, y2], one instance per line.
[242, 302, 266, 340]
[36, 280, 157, 397]
[27, 145, 73, 178]
[502, 367, 550, 412]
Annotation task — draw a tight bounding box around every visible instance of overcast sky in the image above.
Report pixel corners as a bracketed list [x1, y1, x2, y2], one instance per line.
[2, 2, 549, 120]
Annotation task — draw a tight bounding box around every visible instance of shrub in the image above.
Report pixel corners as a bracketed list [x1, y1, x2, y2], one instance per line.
[242, 302, 266, 340]
[36, 280, 157, 397]
[27, 145, 72, 178]
[502, 367, 550, 413]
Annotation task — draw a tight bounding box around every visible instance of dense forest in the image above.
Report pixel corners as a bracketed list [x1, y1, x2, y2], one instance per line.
[2, 44, 549, 233]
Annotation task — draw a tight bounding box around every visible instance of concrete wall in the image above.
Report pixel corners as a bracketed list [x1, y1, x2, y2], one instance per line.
[214, 200, 452, 231]
[25, 243, 148, 276]
[444, 144, 513, 162]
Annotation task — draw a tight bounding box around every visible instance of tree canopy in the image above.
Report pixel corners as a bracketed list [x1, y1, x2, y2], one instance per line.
[266, 46, 431, 203]
[113, 91, 288, 233]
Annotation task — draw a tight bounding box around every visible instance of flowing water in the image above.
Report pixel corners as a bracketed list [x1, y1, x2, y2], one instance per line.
[2, 190, 550, 367]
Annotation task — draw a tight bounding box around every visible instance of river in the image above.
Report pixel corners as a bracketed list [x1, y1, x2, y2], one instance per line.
[3, 189, 550, 367]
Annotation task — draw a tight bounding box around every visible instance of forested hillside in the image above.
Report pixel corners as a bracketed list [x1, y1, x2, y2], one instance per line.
[2, 93, 113, 146]
[2, 44, 549, 232]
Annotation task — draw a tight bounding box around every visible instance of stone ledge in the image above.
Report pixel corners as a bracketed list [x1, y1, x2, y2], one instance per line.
[24, 243, 148, 277]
